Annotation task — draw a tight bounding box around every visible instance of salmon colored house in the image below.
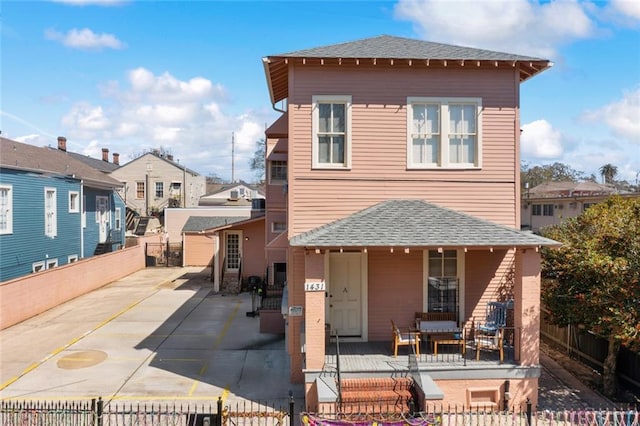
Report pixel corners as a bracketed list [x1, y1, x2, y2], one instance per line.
[261, 35, 559, 411]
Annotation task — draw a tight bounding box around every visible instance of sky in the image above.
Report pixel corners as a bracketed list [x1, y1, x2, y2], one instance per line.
[1, 0, 639, 185]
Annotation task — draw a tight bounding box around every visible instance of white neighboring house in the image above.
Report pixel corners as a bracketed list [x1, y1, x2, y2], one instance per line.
[521, 181, 637, 233]
[110, 151, 206, 216]
[198, 182, 264, 207]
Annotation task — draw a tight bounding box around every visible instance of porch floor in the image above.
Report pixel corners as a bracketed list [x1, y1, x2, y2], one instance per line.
[324, 340, 515, 374]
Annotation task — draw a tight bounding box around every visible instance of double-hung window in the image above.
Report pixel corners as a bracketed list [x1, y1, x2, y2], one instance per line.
[155, 182, 164, 198]
[136, 182, 145, 199]
[312, 95, 351, 169]
[408, 97, 481, 168]
[44, 187, 57, 238]
[270, 160, 287, 184]
[69, 191, 80, 213]
[0, 184, 12, 234]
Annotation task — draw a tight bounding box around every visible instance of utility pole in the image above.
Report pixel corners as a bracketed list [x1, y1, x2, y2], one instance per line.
[231, 132, 235, 183]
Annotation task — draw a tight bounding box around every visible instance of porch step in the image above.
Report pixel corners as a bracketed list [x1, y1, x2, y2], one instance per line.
[220, 273, 240, 294]
[339, 377, 415, 413]
[94, 243, 110, 255]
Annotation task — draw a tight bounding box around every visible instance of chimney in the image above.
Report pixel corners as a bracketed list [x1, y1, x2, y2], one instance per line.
[57, 136, 67, 152]
[167, 154, 174, 161]
[102, 148, 109, 162]
[112, 153, 120, 166]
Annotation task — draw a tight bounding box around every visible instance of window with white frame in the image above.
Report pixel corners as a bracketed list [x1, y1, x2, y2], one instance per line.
[270, 160, 287, 184]
[136, 182, 145, 199]
[46, 258, 58, 269]
[312, 95, 352, 169]
[272, 222, 286, 233]
[32, 261, 45, 273]
[44, 187, 57, 238]
[426, 250, 459, 313]
[407, 97, 481, 168]
[115, 207, 122, 231]
[0, 184, 13, 234]
[69, 191, 80, 213]
[68, 254, 79, 263]
[155, 182, 164, 198]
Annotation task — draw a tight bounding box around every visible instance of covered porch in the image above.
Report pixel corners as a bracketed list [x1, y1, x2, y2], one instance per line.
[286, 200, 559, 410]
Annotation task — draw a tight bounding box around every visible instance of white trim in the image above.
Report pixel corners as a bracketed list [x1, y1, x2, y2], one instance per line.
[32, 261, 45, 273]
[69, 191, 80, 213]
[407, 97, 482, 169]
[68, 254, 79, 263]
[46, 258, 58, 269]
[312, 95, 352, 170]
[0, 184, 13, 235]
[44, 187, 57, 238]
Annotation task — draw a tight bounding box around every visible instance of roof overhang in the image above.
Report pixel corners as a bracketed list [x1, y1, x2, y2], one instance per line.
[263, 56, 552, 107]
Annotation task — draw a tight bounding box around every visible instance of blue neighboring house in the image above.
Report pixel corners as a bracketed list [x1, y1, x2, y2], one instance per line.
[0, 137, 125, 282]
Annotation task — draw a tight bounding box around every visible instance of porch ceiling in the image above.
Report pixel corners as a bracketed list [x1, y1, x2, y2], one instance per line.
[289, 199, 560, 249]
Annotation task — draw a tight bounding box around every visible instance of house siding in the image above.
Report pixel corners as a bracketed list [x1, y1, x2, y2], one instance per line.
[82, 188, 126, 257]
[288, 66, 520, 236]
[0, 168, 81, 281]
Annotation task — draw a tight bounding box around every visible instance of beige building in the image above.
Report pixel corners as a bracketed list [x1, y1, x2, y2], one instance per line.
[110, 152, 206, 215]
[521, 181, 637, 233]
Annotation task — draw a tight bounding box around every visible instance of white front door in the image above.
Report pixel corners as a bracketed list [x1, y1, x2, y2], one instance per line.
[96, 196, 110, 243]
[328, 252, 362, 337]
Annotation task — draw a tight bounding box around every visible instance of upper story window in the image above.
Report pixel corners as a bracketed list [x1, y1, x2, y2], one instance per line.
[136, 182, 145, 199]
[155, 182, 164, 198]
[270, 160, 287, 184]
[44, 187, 57, 238]
[407, 97, 482, 168]
[69, 191, 80, 213]
[312, 95, 352, 169]
[0, 184, 13, 235]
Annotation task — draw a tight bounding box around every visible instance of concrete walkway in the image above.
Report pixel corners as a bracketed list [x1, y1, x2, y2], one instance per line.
[0, 267, 304, 410]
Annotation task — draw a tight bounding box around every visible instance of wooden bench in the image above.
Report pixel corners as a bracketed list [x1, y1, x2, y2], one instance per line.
[433, 336, 466, 356]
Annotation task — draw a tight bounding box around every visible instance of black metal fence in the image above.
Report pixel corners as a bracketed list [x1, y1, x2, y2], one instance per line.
[0, 397, 293, 426]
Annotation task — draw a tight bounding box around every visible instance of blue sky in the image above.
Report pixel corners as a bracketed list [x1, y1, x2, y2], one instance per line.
[2, 0, 639, 184]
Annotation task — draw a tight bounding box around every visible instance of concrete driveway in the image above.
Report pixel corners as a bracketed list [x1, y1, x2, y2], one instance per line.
[0, 267, 303, 409]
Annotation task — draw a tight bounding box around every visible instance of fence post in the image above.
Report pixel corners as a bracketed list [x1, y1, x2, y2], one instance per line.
[96, 397, 103, 426]
[216, 397, 223, 426]
[526, 398, 532, 426]
[289, 390, 295, 426]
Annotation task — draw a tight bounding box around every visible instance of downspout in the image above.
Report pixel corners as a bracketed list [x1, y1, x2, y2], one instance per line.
[80, 181, 84, 258]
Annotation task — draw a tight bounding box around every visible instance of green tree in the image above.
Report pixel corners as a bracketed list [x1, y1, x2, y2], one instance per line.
[541, 196, 640, 398]
[521, 161, 586, 190]
[249, 138, 266, 184]
[599, 163, 618, 185]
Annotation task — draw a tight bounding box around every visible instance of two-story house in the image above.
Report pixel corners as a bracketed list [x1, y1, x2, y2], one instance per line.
[521, 181, 636, 233]
[262, 35, 560, 410]
[0, 137, 125, 282]
[110, 151, 206, 216]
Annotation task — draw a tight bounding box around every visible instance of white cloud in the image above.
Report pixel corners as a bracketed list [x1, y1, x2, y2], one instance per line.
[611, 0, 640, 20]
[394, 0, 595, 58]
[59, 69, 273, 182]
[582, 89, 640, 144]
[521, 119, 564, 158]
[45, 28, 126, 51]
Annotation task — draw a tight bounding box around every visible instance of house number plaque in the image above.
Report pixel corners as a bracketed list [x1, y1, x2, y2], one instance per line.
[305, 281, 326, 292]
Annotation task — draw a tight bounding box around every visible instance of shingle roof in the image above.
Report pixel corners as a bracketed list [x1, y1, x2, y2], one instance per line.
[274, 35, 545, 61]
[0, 137, 123, 189]
[182, 216, 248, 233]
[289, 199, 559, 248]
[263, 35, 551, 106]
[64, 150, 120, 173]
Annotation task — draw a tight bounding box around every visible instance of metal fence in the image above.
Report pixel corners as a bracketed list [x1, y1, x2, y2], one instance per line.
[306, 406, 640, 426]
[0, 397, 292, 426]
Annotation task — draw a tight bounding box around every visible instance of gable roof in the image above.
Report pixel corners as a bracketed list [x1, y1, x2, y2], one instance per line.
[64, 150, 120, 173]
[264, 35, 551, 106]
[120, 152, 201, 176]
[289, 199, 559, 249]
[182, 216, 248, 233]
[0, 137, 123, 190]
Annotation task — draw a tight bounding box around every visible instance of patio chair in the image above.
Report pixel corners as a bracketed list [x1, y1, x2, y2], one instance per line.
[474, 300, 512, 362]
[391, 319, 420, 357]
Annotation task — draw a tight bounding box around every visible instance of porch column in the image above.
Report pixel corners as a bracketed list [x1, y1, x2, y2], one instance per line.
[304, 251, 326, 371]
[515, 248, 541, 366]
